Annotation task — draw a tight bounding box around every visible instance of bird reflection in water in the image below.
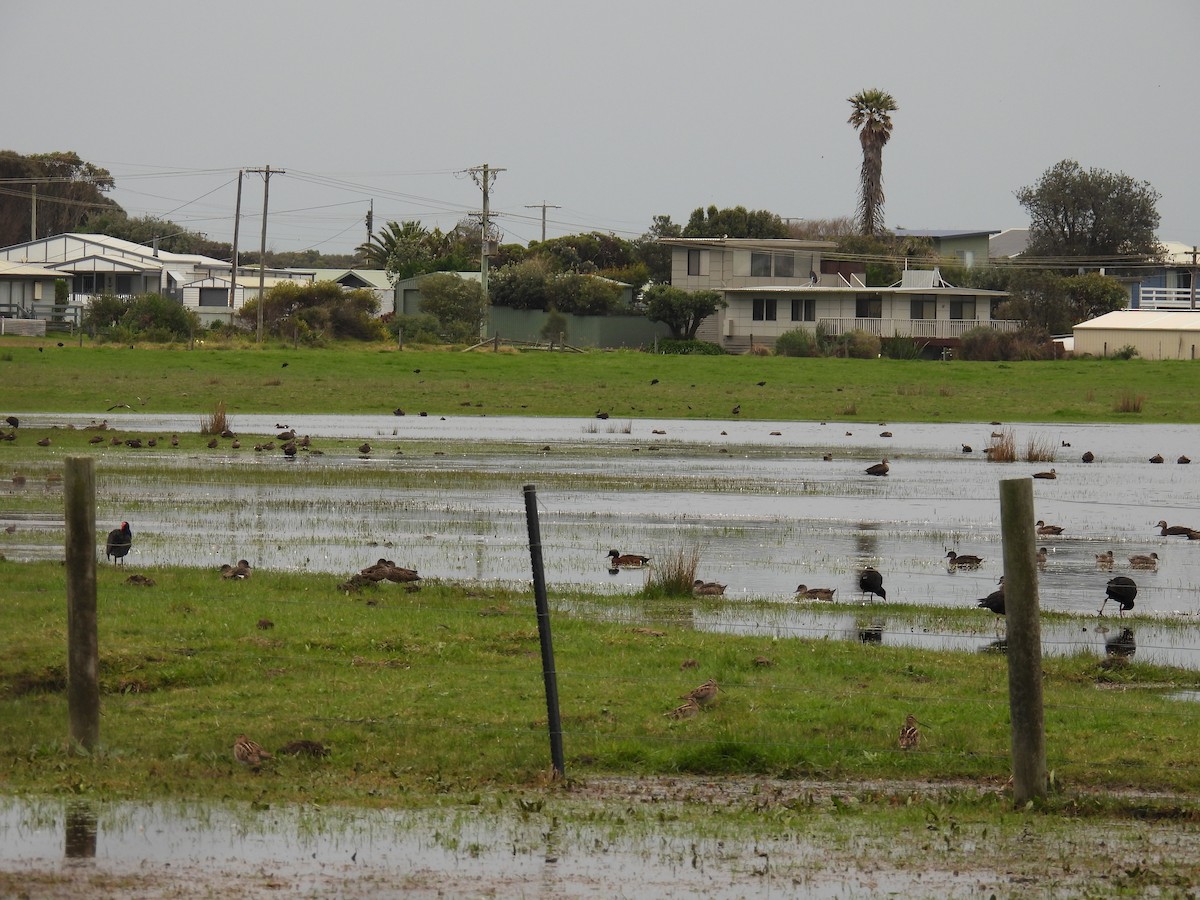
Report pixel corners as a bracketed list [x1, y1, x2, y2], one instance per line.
[979, 638, 1008, 654]
[857, 624, 884, 645]
[1105, 627, 1137, 660]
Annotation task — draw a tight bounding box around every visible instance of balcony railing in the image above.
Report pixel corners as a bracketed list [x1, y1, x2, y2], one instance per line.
[1137, 287, 1199, 310]
[817, 317, 1024, 339]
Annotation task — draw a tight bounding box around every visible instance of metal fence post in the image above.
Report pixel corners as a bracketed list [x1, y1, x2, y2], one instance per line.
[523, 484, 565, 778]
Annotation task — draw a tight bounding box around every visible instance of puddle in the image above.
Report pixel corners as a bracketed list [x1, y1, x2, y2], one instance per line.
[0, 795, 965, 898]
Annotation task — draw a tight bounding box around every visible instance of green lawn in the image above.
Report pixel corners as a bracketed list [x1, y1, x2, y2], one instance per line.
[2, 339, 1198, 422]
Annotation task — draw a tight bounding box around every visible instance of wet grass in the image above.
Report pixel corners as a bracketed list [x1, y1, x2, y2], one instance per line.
[3, 341, 1200, 422]
[3, 559, 1200, 810]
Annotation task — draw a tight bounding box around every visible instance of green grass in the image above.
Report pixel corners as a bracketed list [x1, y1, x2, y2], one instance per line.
[3, 560, 1200, 808]
[3, 339, 1199, 422]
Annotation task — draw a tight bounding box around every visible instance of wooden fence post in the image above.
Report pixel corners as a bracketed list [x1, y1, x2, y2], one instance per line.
[523, 484, 565, 778]
[999, 476, 1048, 805]
[64, 457, 100, 750]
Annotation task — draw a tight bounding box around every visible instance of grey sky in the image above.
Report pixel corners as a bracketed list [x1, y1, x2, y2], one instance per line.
[7, 0, 1198, 255]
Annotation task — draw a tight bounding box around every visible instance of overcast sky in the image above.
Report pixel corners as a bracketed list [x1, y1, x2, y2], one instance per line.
[7, 0, 1198, 255]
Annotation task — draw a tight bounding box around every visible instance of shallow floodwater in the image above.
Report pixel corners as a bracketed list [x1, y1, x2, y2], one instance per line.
[0, 794, 959, 898]
[3, 414, 1200, 655]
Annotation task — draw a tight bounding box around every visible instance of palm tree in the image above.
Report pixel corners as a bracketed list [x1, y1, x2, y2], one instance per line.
[847, 89, 898, 236]
[356, 220, 428, 268]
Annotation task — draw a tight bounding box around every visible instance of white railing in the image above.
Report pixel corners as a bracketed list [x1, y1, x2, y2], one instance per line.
[817, 317, 1024, 339]
[1137, 287, 1199, 310]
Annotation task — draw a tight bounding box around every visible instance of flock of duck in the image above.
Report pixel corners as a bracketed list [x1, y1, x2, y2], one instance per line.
[607, 507, 1195, 621]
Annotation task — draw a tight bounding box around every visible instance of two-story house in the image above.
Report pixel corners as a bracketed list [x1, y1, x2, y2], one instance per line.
[660, 237, 1015, 353]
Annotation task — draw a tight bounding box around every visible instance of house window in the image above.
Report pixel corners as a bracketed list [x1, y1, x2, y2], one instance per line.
[910, 297, 935, 320]
[752, 298, 777, 321]
[791, 298, 815, 321]
[855, 295, 882, 318]
[773, 252, 795, 278]
[750, 252, 773, 277]
[687, 249, 709, 276]
[949, 299, 976, 320]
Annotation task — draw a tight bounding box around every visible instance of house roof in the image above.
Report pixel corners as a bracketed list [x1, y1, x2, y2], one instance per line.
[0, 260, 69, 279]
[989, 228, 1030, 258]
[894, 229, 1000, 239]
[1075, 310, 1200, 331]
[286, 268, 395, 290]
[658, 237, 837, 251]
[48, 254, 160, 274]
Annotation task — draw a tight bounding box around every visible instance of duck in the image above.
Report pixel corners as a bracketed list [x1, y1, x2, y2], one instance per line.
[858, 567, 886, 601]
[1128, 552, 1159, 570]
[1035, 520, 1064, 536]
[1155, 520, 1195, 537]
[794, 584, 837, 601]
[1036, 547, 1049, 569]
[961, 444, 973, 453]
[1149, 454, 1164, 464]
[1095, 550, 1115, 570]
[1081, 451, 1095, 463]
[1099, 576, 1137, 618]
[1032, 468, 1057, 479]
[945, 551, 983, 569]
[692, 580, 727, 596]
[607, 550, 651, 568]
[864, 458, 889, 477]
[105, 521, 133, 563]
[1178, 455, 1191, 465]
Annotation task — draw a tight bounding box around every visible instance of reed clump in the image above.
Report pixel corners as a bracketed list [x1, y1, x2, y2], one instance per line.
[1024, 435, 1058, 463]
[987, 428, 1016, 462]
[200, 400, 228, 435]
[641, 545, 701, 599]
[1114, 392, 1144, 413]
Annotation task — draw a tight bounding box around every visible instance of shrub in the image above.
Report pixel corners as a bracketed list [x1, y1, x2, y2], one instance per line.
[121, 293, 200, 341]
[540, 309, 568, 343]
[774, 328, 820, 357]
[958, 327, 1057, 361]
[880, 335, 927, 359]
[1112, 345, 1140, 360]
[843, 329, 881, 359]
[655, 339, 724, 355]
[389, 313, 443, 345]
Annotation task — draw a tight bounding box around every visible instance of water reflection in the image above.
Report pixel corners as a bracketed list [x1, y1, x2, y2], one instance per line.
[1105, 627, 1137, 659]
[857, 624, 884, 645]
[64, 802, 96, 860]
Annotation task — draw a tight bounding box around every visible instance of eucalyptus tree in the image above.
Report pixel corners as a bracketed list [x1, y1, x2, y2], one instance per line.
[847, 89, 898, 235]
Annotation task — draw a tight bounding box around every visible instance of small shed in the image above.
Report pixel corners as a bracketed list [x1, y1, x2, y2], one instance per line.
[1073, 310, 1200, 360]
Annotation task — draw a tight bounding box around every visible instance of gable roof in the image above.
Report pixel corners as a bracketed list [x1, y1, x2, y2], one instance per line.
[894, 229, 1000, 239]
[989, 228, 1030, 258]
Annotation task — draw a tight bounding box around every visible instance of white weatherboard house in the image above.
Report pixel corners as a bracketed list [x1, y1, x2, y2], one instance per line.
[0, 233, 309, 326]
[659, 237, 1015, 353]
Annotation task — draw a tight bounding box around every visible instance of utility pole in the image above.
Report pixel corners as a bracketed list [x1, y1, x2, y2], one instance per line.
[246, 165, 284, 343]
[525, 202, 560, 243]
[468, 163, 505, 338]
[30, 184, 36, 241]
[364, 200, 374, 261]
[228, 169, 244, 310]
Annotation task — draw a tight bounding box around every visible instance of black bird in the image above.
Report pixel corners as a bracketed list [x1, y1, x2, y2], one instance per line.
[976, 579, 1006, 618]
[105, 521, 133, 564]
[4, 416, 17, 428]
[1099, 576, 1137, 618]
[858, 567, 886, 601]
[1081, 451, 1095, 463]
[865, 458, 889, 476]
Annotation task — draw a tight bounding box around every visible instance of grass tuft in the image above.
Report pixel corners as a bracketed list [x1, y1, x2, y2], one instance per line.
[987, 428, 1016, 462]
[1024, 435, 1058, 463]
[200, 400, 228, 435]
[641, 544, 701, 599]
[1114, 391, 1144, 413]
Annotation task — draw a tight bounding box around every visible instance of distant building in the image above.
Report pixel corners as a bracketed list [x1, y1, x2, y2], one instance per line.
[1074, 309, 1200, 360]
[659, 237, 1014, 354]
[894, 229, 1000, 268]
